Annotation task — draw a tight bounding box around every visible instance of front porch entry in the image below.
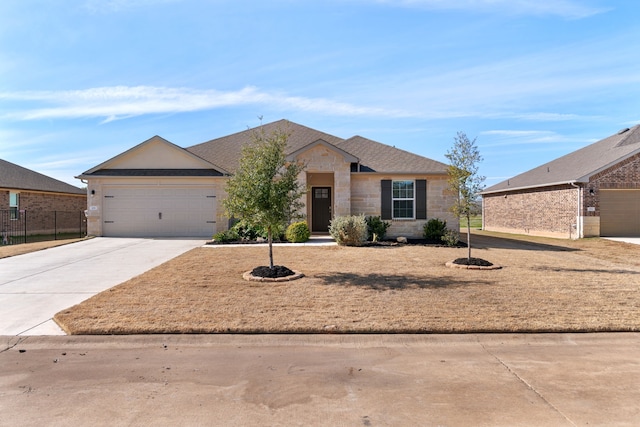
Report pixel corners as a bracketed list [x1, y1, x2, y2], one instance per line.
[311, 187, 332, 232]
[307, 172, 334, 233]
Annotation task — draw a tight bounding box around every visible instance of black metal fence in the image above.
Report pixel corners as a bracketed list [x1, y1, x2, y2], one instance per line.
[1, 210, 86, 245]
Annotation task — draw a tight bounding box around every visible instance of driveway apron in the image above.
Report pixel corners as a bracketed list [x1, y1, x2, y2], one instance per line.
[0, 238, 204, 336]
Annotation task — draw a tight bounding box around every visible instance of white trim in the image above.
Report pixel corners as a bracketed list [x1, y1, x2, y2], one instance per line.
[392, 179, 415, 220]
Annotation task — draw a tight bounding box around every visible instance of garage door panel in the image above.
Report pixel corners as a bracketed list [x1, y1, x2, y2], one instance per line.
[600, 190, 640, 237]
[103, 186, 216, 237]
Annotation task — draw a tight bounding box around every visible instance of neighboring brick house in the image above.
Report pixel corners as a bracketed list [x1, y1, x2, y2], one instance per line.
[481, 125, 640, 238]
[78, 119, 458, 238]
[1, 159, 87, 237]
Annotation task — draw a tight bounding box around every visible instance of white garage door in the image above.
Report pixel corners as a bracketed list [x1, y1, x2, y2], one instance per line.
[600, 189, 640, 237]
[103, 186, 216, 237]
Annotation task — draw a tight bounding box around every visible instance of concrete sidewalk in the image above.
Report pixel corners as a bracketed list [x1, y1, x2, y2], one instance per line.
[0, 238, 205, 336]
[1, 333, 639, 426]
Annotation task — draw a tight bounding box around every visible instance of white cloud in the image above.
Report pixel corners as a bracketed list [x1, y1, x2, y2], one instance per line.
[372, 0, 608, 19]
[0, 85, 419, 122]
[479, 129, 592, 147]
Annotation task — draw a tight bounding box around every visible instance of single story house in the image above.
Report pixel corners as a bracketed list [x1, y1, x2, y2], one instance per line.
[1, 159, 87, 237]
[481, 124, 640, 239]
[77, 119, 457, 238]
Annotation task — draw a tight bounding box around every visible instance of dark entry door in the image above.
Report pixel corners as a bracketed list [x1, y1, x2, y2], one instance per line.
[312, 187, 331, 232]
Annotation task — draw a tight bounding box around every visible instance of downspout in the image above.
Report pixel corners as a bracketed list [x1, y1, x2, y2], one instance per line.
[570, 182, 581, 239]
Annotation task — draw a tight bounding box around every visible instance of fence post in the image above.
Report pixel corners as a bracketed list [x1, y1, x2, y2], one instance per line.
[24, 210, 27, 244]
[54, 211, 58, 240]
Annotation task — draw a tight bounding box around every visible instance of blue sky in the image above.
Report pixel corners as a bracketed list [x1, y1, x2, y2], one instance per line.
[1, 0, 638, 187]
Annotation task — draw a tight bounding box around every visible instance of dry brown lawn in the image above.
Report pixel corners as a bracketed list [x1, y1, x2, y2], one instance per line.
[53, 231, 640, 334]
[0, 238, 86, 259]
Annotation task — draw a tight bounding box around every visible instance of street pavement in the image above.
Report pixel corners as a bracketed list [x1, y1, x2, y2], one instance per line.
[1, 333, 639, 426]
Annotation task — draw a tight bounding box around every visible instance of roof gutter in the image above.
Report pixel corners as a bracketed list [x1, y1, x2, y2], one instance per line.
[480, 180, 584, 195]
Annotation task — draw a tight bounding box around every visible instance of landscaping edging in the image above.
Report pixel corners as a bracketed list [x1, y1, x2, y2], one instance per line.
[445, 261, 502, 270]
[242, 271, 305, 282]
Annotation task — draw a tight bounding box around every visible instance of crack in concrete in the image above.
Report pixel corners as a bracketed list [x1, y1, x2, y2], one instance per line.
[477, 338, 577, 427]
[1, 336, 29, 353]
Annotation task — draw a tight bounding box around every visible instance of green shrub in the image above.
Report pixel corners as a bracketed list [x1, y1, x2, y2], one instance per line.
[286, 221, 311, 243]
[329, 215, 368, 246]
[423, 218, 447, 241]
[212, 228, 239, 243]
[228, 219, 286, 241]
[365, 215, 391, 242]
[441, 229, 460, 247]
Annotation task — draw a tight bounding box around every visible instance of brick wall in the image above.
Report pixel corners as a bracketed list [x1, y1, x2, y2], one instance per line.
[584, 152, 640, 217]
[17, 191, 87, 234]
[483, 184, 578, 238]
[0, 191, 9, 209]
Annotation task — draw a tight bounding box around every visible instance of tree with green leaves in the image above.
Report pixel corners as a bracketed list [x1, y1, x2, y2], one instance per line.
[445, 131, 485, 261]
[223, 125, 306, 270]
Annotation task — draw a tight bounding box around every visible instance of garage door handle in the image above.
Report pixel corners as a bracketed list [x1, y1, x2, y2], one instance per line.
[158, 212, 162, 220]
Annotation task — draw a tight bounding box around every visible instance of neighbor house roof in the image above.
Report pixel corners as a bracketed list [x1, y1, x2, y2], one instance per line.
[482, 125, 640, 194]
[187, 119, 447, 174]
[0, 159, 85, 195]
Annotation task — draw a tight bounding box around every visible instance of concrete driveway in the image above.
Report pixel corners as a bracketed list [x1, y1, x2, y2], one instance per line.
[0, 238, 205, 336]
[604, 237, 640, 245]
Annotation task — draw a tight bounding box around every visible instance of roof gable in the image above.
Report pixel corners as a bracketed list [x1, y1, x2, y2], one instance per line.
[337, 136, 449, 174]
[0, 159, 85, 195]
[186, 119, 345, 173]
[483, 125, 640, 194]
[287, 139, 359, 163]
[187, 120, 447, 174]
[81, 135, 226, 176]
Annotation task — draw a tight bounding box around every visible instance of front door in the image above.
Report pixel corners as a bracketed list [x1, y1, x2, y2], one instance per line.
[312, 187, 332, 232]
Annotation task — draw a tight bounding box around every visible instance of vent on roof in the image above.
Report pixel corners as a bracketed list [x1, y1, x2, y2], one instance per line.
[617, 128, 630, 135]
[615, 126, 640, 148]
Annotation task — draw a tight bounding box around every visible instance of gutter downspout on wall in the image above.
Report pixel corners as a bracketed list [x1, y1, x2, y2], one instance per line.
[570, 182, 581, 239]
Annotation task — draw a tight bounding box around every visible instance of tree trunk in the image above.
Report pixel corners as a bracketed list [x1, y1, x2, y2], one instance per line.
[466, 213, 471, 260]
[268, 226, 274, 269]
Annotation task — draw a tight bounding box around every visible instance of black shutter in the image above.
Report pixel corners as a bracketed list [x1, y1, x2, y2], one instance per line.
[416, 179, 427, 219]
[381, 180, 392, 220]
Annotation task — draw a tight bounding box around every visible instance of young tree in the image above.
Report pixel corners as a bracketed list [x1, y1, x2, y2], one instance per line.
[445, 132, 485, 260]
[223, 125, 306, 269]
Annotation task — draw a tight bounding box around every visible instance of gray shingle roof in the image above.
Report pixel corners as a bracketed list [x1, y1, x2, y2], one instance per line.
[0, 159, 85, 195]
[482, 125, 640, 194]
[187, 119, 344, 173]
[187, 119, 446, 174]
[337, 135, 449, 173]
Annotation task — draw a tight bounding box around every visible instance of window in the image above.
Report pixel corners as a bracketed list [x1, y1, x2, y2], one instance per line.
[314, 188, 329, 199]
[9, 192, 19, 220]
[381, 179, 426, 221]
[392, 180, 414, 219]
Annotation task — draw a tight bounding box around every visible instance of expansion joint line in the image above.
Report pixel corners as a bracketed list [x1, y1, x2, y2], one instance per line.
[476, 338, 577, 427]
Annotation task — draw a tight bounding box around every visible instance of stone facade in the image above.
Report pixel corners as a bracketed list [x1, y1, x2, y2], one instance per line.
[351, 174, 458, 238]
[295, 144, 352, 222]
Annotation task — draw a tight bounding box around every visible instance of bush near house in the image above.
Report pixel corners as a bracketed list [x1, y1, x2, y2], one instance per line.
[423, 218, 447, 241]
[329, 215, 368, 246]
[285, 221, 311, 243]
[365, 215, 391, 242]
